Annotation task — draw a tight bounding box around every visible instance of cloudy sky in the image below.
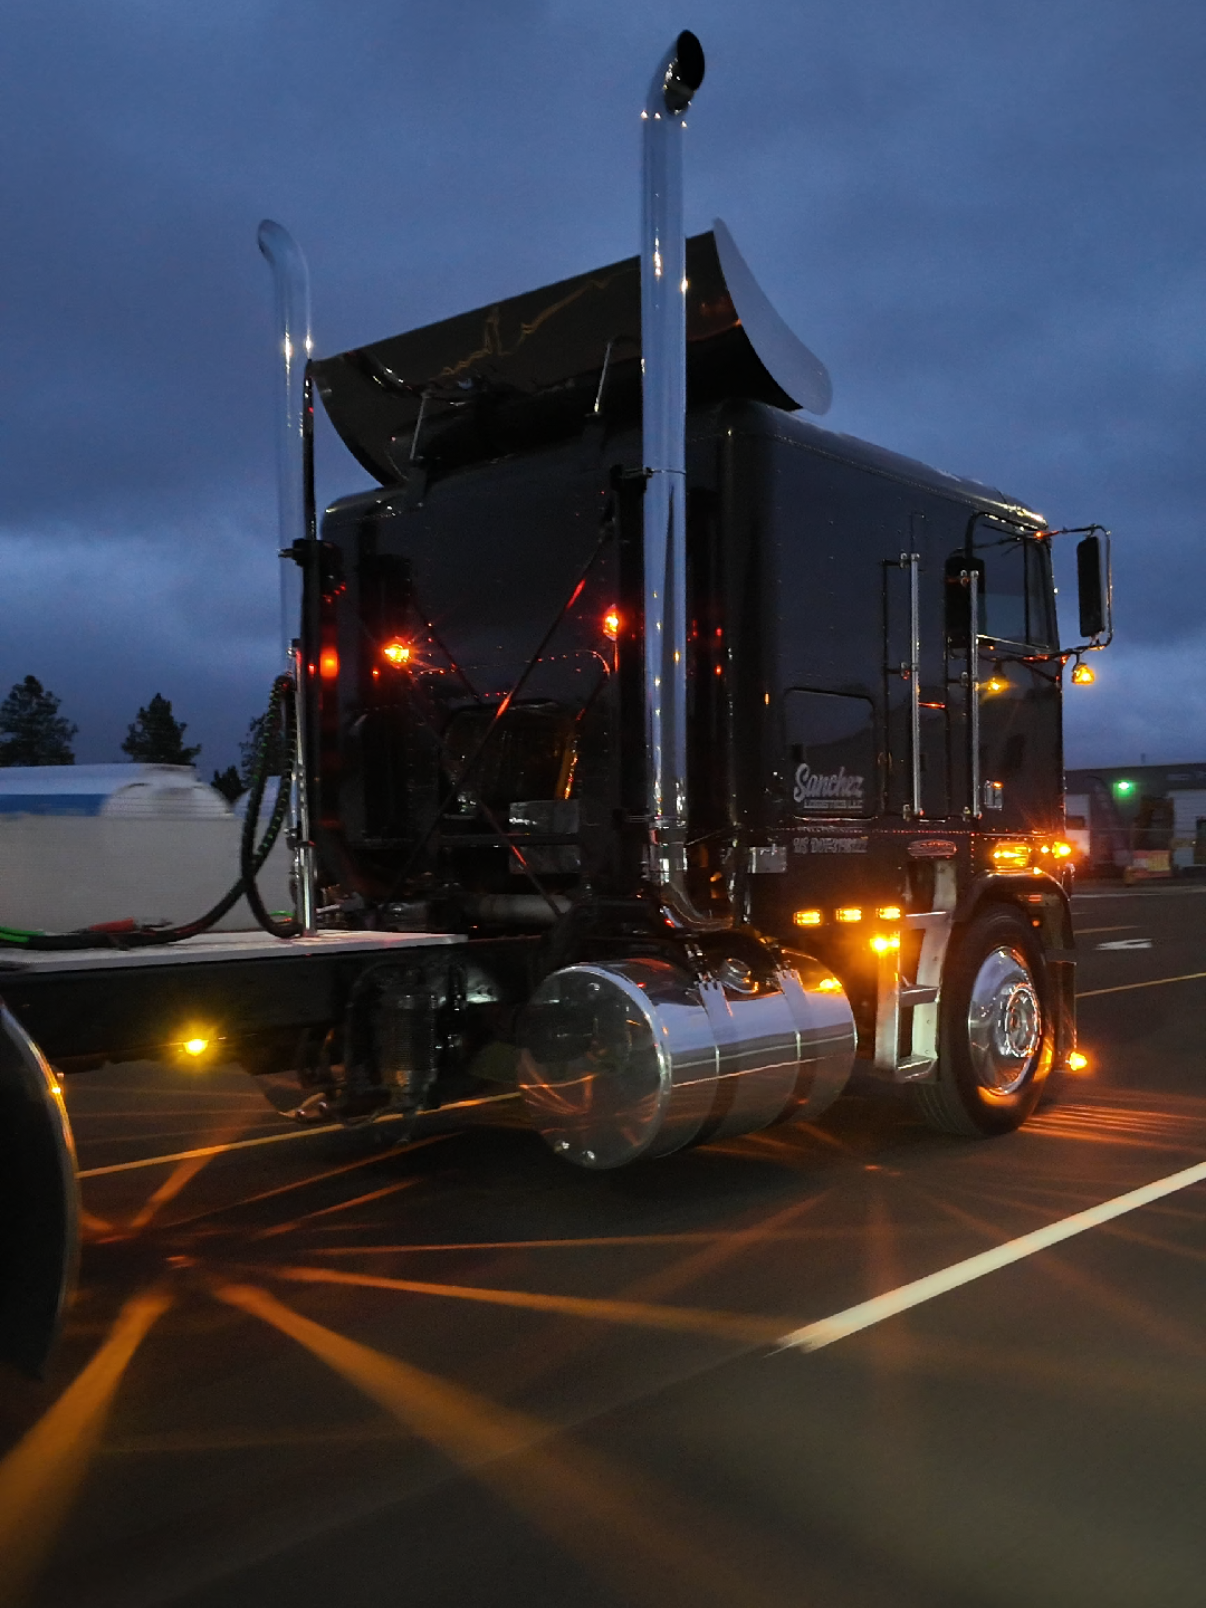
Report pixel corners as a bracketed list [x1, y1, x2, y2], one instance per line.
[2, 0, 1203, 771]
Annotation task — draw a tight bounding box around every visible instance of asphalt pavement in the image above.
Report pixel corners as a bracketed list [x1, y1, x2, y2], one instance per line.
[2, 881, 1205, 1608]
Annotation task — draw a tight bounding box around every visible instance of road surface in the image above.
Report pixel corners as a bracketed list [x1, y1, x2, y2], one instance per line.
[2, 881, 1205, 1608]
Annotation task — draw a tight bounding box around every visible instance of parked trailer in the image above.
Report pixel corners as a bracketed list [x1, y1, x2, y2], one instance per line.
[0, 33, 1111, 1374]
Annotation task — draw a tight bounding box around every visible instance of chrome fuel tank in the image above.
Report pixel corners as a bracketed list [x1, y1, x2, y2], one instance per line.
[517, 953, 855, 1169]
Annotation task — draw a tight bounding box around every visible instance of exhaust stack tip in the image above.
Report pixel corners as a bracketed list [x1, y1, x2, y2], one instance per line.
[657, 30, 705, 114]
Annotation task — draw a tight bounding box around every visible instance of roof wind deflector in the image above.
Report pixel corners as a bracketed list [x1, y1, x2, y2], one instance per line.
[311, 227, 832, 483]
[712, 218, 831, 416]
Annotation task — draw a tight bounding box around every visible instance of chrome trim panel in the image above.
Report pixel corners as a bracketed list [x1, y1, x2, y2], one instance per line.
[873, 862, 957, 1082]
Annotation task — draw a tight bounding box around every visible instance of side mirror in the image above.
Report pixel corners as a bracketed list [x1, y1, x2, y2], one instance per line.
[1077, 534, 1107, 639]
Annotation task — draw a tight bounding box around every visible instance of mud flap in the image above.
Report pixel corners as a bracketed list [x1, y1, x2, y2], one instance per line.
[0, 1003, 80, 1376]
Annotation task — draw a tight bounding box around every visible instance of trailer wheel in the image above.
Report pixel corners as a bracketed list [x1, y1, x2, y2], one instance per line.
[0, 1006, 80, 1375]
[914, 906, 1052, 1137]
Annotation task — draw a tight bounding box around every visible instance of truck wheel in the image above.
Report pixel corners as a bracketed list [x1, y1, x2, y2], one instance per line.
[914, 906, 1052, 1138]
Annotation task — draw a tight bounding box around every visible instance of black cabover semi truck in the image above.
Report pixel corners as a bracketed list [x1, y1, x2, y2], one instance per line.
[0, 32, 1110, 1372]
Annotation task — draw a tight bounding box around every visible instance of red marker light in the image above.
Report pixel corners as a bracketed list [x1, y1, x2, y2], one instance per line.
[602, 608, 620, 641]
[319, 648, 339, 680]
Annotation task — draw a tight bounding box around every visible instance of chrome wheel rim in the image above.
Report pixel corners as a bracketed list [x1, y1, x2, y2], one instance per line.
[967, 946, 1042, 1095]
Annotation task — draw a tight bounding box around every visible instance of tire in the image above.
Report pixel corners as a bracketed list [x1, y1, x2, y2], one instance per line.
[914, 905, 1053, 1138]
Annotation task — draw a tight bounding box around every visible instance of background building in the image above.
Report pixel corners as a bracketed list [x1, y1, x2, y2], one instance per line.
[1065, 763, 1206, 880]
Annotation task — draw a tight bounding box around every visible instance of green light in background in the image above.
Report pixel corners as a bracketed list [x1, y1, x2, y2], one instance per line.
[1114, 779, 1135, 795]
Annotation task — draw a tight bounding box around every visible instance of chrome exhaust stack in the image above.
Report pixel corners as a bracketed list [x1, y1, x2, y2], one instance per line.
[640, 32, 711, 922]
[517, 37, 858, 1167]
[258, 219, 318, 936]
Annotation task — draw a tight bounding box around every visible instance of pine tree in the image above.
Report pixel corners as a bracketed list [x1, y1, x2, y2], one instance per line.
[238, 710, 288, 787]
[211, 764, 242, 803]
[0, 676, 77, 766]
[121, 694, 201, 766]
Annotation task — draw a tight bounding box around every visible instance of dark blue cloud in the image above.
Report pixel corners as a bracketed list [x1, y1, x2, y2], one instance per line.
[1, 0, 1202, 764]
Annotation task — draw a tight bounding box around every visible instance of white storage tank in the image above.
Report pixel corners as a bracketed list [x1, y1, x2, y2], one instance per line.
[0, 765, 290, 932]
[0, 764, 230, 820]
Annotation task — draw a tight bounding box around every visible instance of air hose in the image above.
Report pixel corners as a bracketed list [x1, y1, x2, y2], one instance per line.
[0, 675, 300, 951]
[238, 676, 301, 940]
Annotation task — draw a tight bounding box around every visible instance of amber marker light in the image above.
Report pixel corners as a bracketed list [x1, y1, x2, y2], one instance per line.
[1051, 840, 1073, 860]
[816, 976, 843, 993]
[870, 933, 900, 954]
[1071, 661, 1096, 685]
[876, 905, 902, 921]
[1068, 1050, 1089, 1072]
[182, 1037, 210, 1058]
[835, 907, 863, 923]
[602, 608, 621, 641]
[991, 842, 1031, 869]
[382, 639, 413, 667]
[793, 909, 823, 927]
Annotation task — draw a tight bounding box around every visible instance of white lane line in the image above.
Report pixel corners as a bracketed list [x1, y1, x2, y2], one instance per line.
[77, 1123, 378, 1177]
[777, 1159, 1206, 1354]
[1095, 938, 1152, 950]
[76, 1091, 519, 1179]
[1079, 969, 1206, 999]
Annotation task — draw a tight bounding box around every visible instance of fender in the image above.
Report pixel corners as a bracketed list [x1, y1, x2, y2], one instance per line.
[0, 1002, 80, 1376]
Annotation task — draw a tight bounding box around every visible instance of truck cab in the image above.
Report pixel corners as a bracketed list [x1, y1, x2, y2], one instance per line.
[303, 221, 1094, 1148]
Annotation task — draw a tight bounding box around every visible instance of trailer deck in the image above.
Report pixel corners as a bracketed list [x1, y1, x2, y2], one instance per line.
[0, 930, 464, 1068]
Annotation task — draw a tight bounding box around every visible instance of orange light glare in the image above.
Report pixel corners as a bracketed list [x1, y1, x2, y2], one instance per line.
[182, 1037, 209, 1058]
[984, 675, 1008, 695]
[991, 842, 1031, 869]
[870, 933, 900, 954]
[1051, 840, 1073, 859]
[1068, 1050, 1089, 1072]
[602, 608, 621, 641]
[877, 905, 902, 921]
[1071, 662, 1096, 686]
[836, 907, 862, 923]
[816, 976, 843, 993]
[382, 639, 413, 667]
[319, 648, 339, 680]
[793, 909, 823, 927]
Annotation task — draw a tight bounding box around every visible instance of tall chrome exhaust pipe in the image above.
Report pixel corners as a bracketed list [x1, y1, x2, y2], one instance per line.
[518, 36, 859, 1167]
[258, 219, 318, 936]
[640, 32, 719, 923]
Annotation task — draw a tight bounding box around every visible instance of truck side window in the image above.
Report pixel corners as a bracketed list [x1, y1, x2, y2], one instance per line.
[971, 523, 1057, 650]
[784, 688, 876, 818]
[980, 537, 1028, 645]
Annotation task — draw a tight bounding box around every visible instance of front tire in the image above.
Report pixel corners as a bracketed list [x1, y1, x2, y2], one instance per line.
[914, 905, 1052, 1137]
